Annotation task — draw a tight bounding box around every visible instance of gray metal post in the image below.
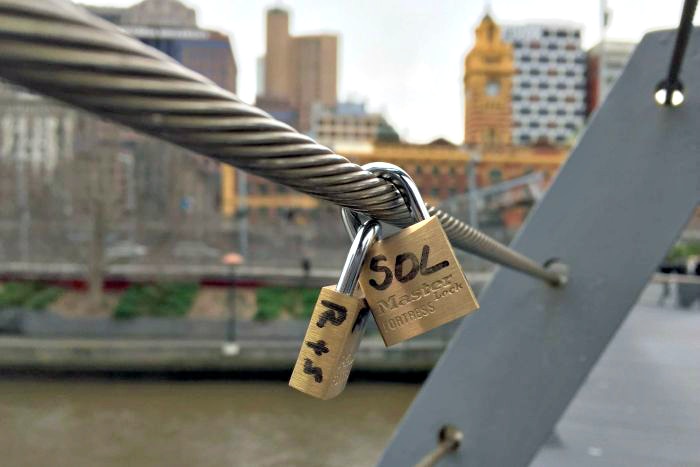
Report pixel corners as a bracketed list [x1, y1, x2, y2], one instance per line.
[379, 29, 700, 467]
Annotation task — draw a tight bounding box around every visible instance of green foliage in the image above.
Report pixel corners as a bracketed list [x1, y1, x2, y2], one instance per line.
[254, 286, 320, 321]
[113, 283, 198, 319]
[299, 288, 320, 315]
[24, 287, 64, 310]
[0, 282, 63, 310]
[666, 241, 700, 262]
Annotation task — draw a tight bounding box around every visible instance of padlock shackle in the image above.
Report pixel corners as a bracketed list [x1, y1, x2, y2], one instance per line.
[341, 162, 430, 240]
[336, 219, 382, 295]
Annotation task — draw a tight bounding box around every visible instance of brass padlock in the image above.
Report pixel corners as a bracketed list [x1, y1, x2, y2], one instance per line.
[289, 219, 381, 400]
[342, 162, 479, 347]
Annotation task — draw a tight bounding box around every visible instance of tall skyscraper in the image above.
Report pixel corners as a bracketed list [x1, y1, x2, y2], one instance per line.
[265, 8, 292, 101]
[501, 22, 587, 146]
[463, 14, 514, 146]
[257, 8, 338, 133]
[587, 40, 635, 114]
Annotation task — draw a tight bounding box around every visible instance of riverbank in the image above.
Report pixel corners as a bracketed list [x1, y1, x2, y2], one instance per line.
[1, 301, 698, 467]
[0, 335, 444, 375]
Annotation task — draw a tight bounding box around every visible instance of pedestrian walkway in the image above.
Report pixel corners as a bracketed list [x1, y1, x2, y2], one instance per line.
[532, 286, 700, 466]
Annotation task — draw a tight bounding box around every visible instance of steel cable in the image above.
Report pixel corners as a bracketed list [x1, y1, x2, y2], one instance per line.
[0, 0, 564, 285]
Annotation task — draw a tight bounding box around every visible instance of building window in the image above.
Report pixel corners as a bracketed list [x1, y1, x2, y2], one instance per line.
[513, 40, 523, 49]
[556, 56, 566, 64]
[538, 56, 550, 63]
[565, 69, 576, 77]
[530, 41, 541, 49]
[529, 121, 540, 128]
[520, 107, 532, 115]
[564, 122, 577, 130]
[513, 94, 523, 102]
[486, 127, 497, 144]
[489, 169, 502, 183]
[538, 108, 549, 115]
[432, 166, 440, 176]
[449, 166, 456, 176]
[538, 82, 549, 89]
[556, 82, 567, 90]
[547, 95, 558, 102]
[415, 165, 423, 175]
[543, 29, 551, 37]
[556, 30, 567, 38]
[521, 81, 532, 89]
[547, 43, 558, 50]
[529, 69, 541, 76]
[556, 109, 567, 116]
[522, 55, 532, 63]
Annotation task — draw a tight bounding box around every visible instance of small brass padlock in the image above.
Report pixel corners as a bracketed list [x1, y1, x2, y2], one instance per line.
[289, 219, 381, 399]
[342, 162, 479, 347]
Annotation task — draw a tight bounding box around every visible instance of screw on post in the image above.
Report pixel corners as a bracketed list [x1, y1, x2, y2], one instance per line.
[415, 425, 464, 467]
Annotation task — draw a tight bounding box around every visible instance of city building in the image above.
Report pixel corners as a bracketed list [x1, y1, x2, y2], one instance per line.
[83, 0, 237, 220]
[257, 8, 338, 133]
[0, 81, 76, 173]
[587, 40, 636, 115]
[85, 0, 237, 94]
[220, 142, 566, 228]
[220, 11, 577, 228]
[309, 102, 399, 150]
[501, 21, 587, 146]
[463, 14, 514, 147]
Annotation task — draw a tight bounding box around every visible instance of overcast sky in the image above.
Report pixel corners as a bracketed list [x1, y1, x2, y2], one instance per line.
[82, 0, 695, 143]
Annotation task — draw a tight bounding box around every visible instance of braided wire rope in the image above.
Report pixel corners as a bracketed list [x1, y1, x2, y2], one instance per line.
[0, 0, 564, 285]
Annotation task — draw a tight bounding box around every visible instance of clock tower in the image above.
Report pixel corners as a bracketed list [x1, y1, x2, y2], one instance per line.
[463, 14, 514, 146]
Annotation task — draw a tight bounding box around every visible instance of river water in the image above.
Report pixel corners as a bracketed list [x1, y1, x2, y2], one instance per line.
[0, 379, 419, 467]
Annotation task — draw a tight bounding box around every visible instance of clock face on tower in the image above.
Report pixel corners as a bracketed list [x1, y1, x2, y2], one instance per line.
[485, 80, 500, 97]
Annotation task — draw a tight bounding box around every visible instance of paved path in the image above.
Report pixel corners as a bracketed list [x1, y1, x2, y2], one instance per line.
[532, 289, 700, 467]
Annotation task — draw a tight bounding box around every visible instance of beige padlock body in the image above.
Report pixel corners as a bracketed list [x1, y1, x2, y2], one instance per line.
[289, 285, 369, 400]
[358, 216, 479, 346]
